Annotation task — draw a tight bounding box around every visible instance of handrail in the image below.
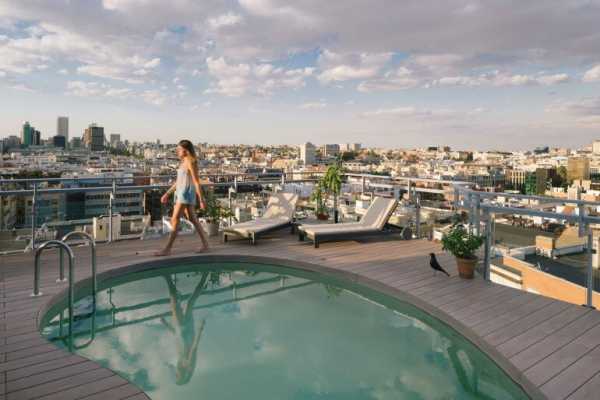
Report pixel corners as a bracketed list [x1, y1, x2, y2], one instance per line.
[32, 240, 76, 351]
[62, 231, 97, 298]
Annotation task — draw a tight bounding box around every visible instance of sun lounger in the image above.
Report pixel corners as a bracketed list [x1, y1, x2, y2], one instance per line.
[298, 197, 398, 248]
[223, 193, 299, 245]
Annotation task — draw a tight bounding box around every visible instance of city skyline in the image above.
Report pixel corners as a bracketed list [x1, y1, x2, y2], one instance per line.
[1, 1, 600, 149]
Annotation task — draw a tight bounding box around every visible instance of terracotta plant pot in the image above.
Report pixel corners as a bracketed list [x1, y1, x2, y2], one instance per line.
[456, 257, 478, 279]
[317, 213, 329, 221]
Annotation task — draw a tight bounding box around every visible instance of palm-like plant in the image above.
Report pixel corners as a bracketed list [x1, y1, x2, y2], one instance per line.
[322, 162, 343, 223]
[310, 180, 328, 218]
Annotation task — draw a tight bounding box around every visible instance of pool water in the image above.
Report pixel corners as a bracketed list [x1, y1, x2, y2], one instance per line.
[41, 262, 529, 400]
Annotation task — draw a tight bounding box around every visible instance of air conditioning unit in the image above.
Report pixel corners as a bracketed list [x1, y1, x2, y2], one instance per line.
[93, 214, 121, 241]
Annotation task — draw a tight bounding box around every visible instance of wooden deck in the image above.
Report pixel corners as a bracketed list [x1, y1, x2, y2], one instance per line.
[2, 232, 600, 399]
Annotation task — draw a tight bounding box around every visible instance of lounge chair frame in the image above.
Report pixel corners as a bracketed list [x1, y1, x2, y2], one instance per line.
[222, 219, 296, 245]
[298, 199, 400, 248]
[298, 223, 404, 248]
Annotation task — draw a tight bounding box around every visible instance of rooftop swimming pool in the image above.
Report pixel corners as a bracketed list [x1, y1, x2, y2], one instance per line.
[40, 261, 530, 400]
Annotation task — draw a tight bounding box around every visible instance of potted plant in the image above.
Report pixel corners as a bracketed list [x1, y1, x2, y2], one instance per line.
[198, 190, 232, 237]
[441, 225, 484, 279]
[322, 162, 343, 223]
[311, 180, 329, 220]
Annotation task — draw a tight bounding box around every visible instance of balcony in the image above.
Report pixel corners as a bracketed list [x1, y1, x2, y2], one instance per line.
[1, 174, 600, 399]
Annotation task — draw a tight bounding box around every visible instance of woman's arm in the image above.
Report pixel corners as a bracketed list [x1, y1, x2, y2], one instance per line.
[161, 183, 177, 203]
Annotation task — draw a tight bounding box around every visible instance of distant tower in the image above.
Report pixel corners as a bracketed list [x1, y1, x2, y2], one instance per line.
[57, 116, 69, 146]
[110, 134, 121, 148]
[84, 123, 105, 152]
[21, 122, 34, 147]
[300, 142, 316, 165]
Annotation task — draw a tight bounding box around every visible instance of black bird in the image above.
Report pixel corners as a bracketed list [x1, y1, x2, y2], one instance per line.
[429, 253, 450, 276]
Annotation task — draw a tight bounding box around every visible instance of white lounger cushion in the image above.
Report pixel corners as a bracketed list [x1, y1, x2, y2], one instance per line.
[225, 216, 290, 237]
[300, 197, 397, 237]
[224, 193, 298, 238]
[360, 197, 397, 229]
[262, 193, 298, 220]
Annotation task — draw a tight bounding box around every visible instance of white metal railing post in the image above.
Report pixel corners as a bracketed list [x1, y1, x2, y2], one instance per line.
[108, 178, 116, 243]
[453, 186, 459, 210]
[586, 226, 595, 308]
[467, 192, 474, 233]
[31, 183, 38, 250]
[415, 192, 421, 238]
[483, 208, 492, 282]
[474, 193, 481, 235]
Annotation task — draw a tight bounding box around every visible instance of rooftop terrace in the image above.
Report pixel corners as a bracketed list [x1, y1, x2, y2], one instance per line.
[2, 232, 600, 399]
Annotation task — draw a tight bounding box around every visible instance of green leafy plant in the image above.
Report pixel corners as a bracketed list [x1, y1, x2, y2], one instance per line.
[310, 180, 328, 217]
[322, 162, 343, 222]
[198, 189, 233, 222]
[441, 225, 484, 260]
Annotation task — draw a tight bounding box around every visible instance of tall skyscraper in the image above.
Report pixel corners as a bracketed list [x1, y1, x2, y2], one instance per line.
[300, 142, 316, 165]
[567, 157, 590, 182]
[33, 129, 41, 146]
[321, 144, 340, 157]
[110, 134, 121, 148]
[84, 123, 105, 152]
[52, 136, 66, 149]
[21, 122, 34, 147]
[57, 116, 69, 144]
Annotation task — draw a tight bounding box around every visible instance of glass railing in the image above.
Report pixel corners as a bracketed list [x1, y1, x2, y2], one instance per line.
[5, 172, 599, 309]
[0, 172, 452, 253]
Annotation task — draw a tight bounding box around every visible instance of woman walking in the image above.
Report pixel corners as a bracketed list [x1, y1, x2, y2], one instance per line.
[155, 140, 210, 256]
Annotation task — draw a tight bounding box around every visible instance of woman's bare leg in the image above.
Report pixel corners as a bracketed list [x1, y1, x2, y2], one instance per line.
[155, 202, 185, 256]
[184, 205, 209, 252]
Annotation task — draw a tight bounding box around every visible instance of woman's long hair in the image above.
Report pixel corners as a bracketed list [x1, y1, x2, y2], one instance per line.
[178, 139, 198, 169]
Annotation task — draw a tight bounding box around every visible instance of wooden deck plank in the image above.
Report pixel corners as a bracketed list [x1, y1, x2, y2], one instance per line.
[539, 345, 600, 400]
[510, 311, 600, 371]
[524, 323, 600, 387]
[464, 296, 558, 335]
[491, 304, 587, 355]
[1, 234, 600, 399]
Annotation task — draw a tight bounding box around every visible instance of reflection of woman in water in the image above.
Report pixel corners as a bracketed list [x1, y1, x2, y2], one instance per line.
[161, 272, 209, 385]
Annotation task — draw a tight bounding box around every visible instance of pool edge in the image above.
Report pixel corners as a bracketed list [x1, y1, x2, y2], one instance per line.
[36, 253, 546, 400]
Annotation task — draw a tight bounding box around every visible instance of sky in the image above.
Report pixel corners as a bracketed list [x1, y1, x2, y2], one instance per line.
[1, 0, 600, 150]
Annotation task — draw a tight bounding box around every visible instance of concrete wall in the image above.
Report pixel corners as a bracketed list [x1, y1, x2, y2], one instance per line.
[503, 255, 600, 308]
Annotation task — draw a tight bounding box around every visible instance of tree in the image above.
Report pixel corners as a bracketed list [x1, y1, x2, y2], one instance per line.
[322, 162, 343, 223]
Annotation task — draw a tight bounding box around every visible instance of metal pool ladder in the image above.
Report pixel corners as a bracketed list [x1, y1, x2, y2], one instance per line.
[32, 232, 97, 351]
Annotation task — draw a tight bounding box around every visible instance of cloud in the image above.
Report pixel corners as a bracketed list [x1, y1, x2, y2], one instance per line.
[204, 56, 313, 97]
[583, 64, 600, 83]
[144, 57, 161, 68]
[208, 13, 242, 29]
[9, 83, 35, 92]
[548, 97, 600, 116]
[300, 101, 327, 110]
[190, 101, 212, 111]
[537, 73, 569, 85]
[358, 67, 420, 92]
[432, 71, 570, 87]
[141, 89, 167, 105]
[360, 106, 484, 120]
[545, 97, 600, 127]
[66, 80, 133, 99]
[318, 50, 392, 83]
